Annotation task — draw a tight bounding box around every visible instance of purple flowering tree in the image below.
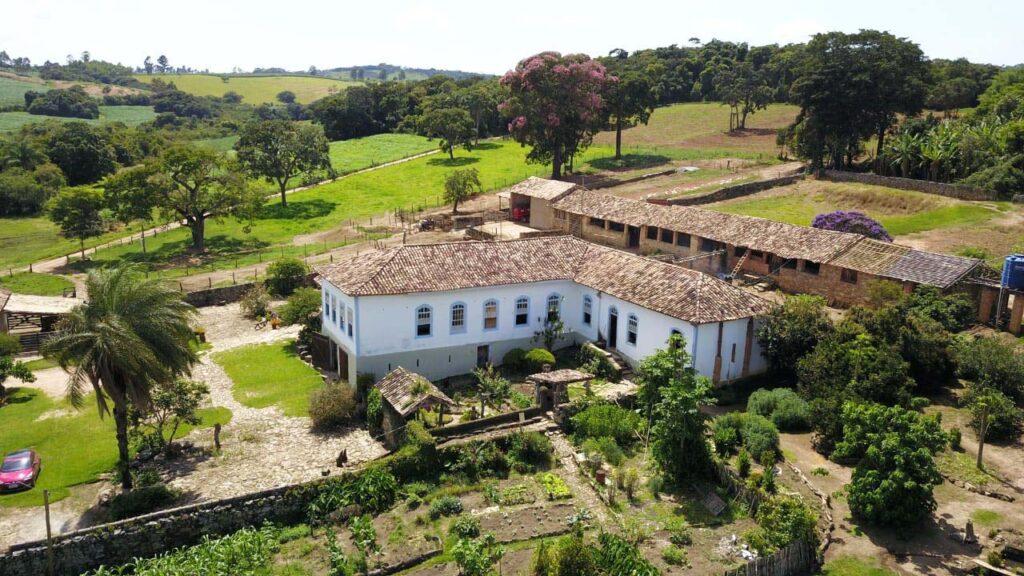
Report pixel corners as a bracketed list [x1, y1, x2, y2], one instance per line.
[500, 52, 614, 178]
[812, 210, 893, 242]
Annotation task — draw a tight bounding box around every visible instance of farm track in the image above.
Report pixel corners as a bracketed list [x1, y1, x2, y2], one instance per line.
[15, 148, 441, 281]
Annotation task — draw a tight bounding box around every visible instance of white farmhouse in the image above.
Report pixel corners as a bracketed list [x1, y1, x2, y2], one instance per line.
[316, 236, 771, 384]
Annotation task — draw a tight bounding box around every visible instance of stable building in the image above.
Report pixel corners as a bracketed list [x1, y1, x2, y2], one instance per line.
[547, 189, 983, 307]
[316, 236, 772, 385]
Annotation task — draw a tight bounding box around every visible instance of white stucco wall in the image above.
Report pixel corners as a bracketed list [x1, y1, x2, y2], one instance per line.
[321, 277, 766, 384]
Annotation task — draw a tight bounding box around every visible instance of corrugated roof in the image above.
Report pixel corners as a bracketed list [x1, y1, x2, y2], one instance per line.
[317, 236, 772, 324]
[3, 294, 83, 315]
[505, 177, 578, 201]
[375, 367, 457, 417]
[553, 189, 861, 263]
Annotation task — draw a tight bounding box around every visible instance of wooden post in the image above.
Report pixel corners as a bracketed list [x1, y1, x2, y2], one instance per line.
[44, 489, 54, 576]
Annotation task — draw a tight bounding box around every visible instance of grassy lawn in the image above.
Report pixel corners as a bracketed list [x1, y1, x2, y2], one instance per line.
[817, 556, 898, 576]
[0, 215, 138, 270]
[0, 386, 232, 507]
[212, 340, 322, 417]
[0, 76, 48, 106]
[21, 357, 59, 371]
[133, 74, 360, 104]
[328, 133, 434, 174]
[0, 106, 156, 132]
[0, 272, 74, 296]
[707, 180, 1000, 237]
[592, 102, 799, 158]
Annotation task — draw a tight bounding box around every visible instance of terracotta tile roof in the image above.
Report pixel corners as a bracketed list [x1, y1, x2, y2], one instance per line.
[317, 236, 772, 324]
[553, 190, 982, 287]
[375, 367, 457, 418]
[505, 177, 578, 200]
[552, 190, 861, 262]
[824, 239, 980, 288]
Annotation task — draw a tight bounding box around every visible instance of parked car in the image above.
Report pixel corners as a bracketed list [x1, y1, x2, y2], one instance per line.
[0, 449, 41, 491]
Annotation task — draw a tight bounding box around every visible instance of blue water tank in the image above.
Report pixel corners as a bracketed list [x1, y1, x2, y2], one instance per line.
[1003, 254, 1024, 291]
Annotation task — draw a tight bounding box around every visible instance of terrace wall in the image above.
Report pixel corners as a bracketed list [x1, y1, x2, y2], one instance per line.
[819, 170, 995, 201]
[654, 172, 806, 206]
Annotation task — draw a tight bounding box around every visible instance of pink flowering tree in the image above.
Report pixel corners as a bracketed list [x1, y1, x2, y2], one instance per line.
[500, 52, 614, 179]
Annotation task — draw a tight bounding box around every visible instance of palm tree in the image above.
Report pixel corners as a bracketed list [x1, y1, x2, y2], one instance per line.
[0, 137, 48, 171]
[44, 266, 198, 490]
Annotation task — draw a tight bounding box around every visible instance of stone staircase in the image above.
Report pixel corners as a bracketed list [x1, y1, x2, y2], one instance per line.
[582, 342, 634, 385]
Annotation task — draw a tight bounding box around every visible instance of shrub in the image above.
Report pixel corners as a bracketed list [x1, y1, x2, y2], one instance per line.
[429, 496, 463, 519]
[239, 284, 271, 319]
[571, 403, 642, 445]
[501, 348, 527, 372]
[309, 383, 356, 429]
[366, 388, 384, 430]
[0, 334, 22, 356]
[524, 347, 556, 371]
[743, 414, 780, 460]
[280, 287, 321, 325]
[737, 448, 752, 477]
[712, 412, 744, 455]
[577, 345, 620, 380]
[745, 495, 817, 555]
[963, 385, 1024, 442]
[668, 522, 693, 546]
[621, 467, 640, 500]
[447, 441, 509, 481]
[661, 544, 687, 566]
[582, 436, 625, 467]
[747, 388, 811, 431]
[948, 427, 962, 450]
[109, 484, 178, 520]
[449, 514, 481, 538]
[265, 257, 309, 296]
[812, 210, 892, 241]
[910, 396, 931, 411]
[507, 431, 553, 471]
[647, 474, 663, 499]
[954, 336, 1024, 401]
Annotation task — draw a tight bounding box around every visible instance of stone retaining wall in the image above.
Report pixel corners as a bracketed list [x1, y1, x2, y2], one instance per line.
[430, 407, 545, 439]
[182, 273, 318, 307]
[819, 170, 995, 201]
[651, 172, 805, 207]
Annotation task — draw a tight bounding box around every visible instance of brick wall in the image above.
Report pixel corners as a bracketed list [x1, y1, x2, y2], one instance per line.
[819, 170, 994, 201]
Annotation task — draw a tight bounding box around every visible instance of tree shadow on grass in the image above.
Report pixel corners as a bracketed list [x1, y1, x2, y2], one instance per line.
[472, 142, 500, 151]
[426, 156, 480, 167]
[587, 153, 672, 172]
[2, 387, 36, 406]
[258, 199, 334, 221]
[854, 512, 980, 574]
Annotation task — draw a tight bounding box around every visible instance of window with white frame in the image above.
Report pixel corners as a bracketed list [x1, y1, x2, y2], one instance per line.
[483, 300, 498, 330]
[346, 308, 353, 337]
[515, 297, 529, 326]
[627, 314, 638, 345]
[546, 294, 561, 322]
[339, 300, 346, 330]
[451, 303, 466, 333]
[323, 293, 330, 318]
[331, 296, 337, 324]
[582, 295, 592, 325]
[416, 306, 432, 337]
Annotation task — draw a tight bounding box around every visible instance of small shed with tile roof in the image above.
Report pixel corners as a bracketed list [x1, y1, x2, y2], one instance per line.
[374, 367, 457, 448]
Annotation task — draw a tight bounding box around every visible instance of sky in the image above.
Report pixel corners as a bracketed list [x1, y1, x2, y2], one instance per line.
[3, 0, 1022, 74]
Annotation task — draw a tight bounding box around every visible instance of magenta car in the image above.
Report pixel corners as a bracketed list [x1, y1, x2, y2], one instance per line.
[0, 450, 41, 491]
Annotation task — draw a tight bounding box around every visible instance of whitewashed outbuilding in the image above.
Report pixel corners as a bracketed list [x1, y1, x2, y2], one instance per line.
[316, 236, 771, 384]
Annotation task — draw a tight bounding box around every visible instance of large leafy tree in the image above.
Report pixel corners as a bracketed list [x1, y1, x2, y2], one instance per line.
[104, 165, 160, 253]
[600, 50, 660, 159]
[136, 145, 259, 253]
[421, 107, 475, 159]
[234, 120, 330, 206]
[443, 168, 481, 213]
[838, 402, 945, 527]
[500, 52, 613, 178]
[716, 61, 773, 131]
[789, 30, 928, 170]
[755, 295, 834, 380]
[44, 266, 199, 490]
[46, 185, 105, 257]
[44, 122, 117, 185]
[647, 334, 716, 480]
[0, 352, 34, 405]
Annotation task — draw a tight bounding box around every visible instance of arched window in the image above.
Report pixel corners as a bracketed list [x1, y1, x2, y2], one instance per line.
[627, 314, 638, 345]
[415, 305, 432, 337]
[669, 329, 682, 348]
[546, 293, 561, 322]
[515, 296, 529, 326]
[483, 299, 498, 330]
[450, 302, 467, 333]
[346, 307, 354, 337]
[582, 295, 593, 325]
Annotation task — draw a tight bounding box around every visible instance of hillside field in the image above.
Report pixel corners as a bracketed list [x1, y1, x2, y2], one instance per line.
[0, 75, 49, 106]
[592, 102, 799, 159]
[0, 106, 156, 132]
[133, 74, 360, 104]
